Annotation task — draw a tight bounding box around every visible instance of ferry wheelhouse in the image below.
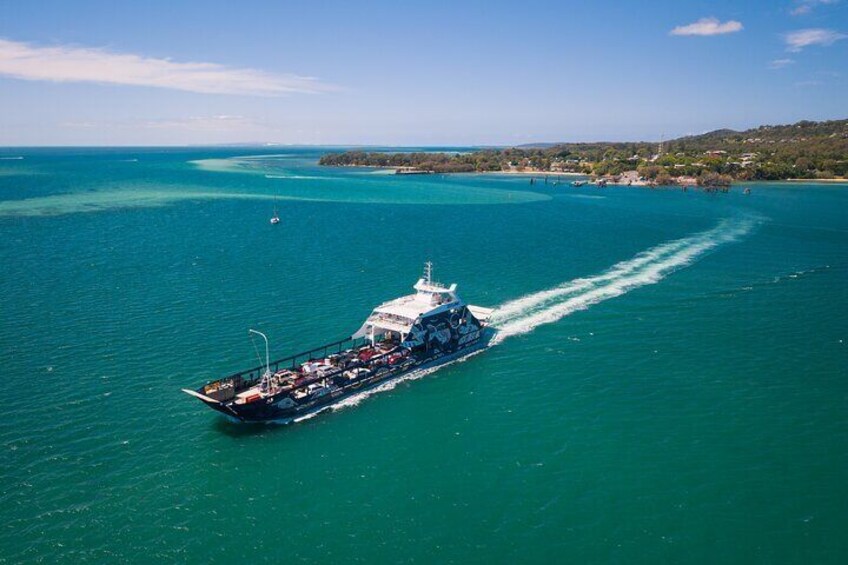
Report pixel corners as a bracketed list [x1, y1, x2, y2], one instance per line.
[183, 264, 492, 423]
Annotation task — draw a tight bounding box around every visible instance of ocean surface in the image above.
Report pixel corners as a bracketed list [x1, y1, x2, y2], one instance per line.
[1, 147, 846, 563]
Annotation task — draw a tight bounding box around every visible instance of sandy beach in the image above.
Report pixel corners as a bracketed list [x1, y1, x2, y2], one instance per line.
[785, 178, 848, 183]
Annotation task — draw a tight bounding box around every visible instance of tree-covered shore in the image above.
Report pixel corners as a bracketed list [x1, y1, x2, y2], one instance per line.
[319, 119, 848, 184]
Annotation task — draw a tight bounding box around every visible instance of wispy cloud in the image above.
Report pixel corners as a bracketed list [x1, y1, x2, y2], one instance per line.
[138, 115, 261, 131]
[794, 79, 823, 86]
[0, 38, 333, 96]
[769, 58, 795, 69]
[62, 115, 271, 132]
[670, 17, 744, 36]
[784, 28, 847, 51]
[790, 0, 838, 16]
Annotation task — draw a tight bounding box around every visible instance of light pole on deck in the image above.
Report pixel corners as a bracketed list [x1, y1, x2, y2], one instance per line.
[248, 329, 271, 380]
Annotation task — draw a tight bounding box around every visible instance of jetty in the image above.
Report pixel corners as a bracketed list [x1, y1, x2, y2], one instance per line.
[395, 167, 434, 175]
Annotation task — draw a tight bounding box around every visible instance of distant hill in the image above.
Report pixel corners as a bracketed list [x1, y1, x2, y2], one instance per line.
[516, 142, 561, 149]
[524, 120, 848, 149]
[320, 119, 848, 182]
[666, 119, 847, 149]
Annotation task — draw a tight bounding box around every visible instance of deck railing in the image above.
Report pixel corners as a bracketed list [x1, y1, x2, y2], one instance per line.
[215, 335, 377, 386]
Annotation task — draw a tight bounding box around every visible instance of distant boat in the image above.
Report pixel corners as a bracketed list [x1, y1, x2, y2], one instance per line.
[270, 198, 281, 224]
[571, 180, 587, 187]
[743, 187, 751, 195]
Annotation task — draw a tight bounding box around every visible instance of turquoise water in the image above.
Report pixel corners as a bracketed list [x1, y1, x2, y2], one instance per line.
[1, 148, 846, 563]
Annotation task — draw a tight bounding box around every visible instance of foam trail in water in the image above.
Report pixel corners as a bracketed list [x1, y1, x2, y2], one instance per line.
[490, 217, 755, 344]
[490, 236, 695, 323]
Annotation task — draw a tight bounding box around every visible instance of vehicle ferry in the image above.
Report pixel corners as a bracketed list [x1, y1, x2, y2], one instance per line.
[182, 263, 493, 423]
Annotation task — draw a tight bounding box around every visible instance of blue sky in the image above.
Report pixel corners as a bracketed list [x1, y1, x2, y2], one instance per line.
[0, 0, 846, 145]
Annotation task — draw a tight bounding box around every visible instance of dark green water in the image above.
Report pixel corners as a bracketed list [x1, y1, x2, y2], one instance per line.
[1, 148, 846, 563]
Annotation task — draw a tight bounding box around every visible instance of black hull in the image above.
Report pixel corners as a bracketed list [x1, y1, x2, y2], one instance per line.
[195, 334, 491, 424]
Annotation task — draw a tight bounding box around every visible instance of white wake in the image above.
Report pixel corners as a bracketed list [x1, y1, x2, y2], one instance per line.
[490, 216, 756, 344]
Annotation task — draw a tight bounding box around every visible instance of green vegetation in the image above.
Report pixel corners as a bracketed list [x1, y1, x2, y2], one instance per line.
[318, 119, 848, 184]
[318, 150, 503, 173]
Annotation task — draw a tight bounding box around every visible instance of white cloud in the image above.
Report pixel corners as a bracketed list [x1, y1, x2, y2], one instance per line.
[784, 28, 847, 51]
[790, 0, 838, 16]
[670, 17, 744, 36]
[0, 38, 333, 96]
[769, 58, 795, 69]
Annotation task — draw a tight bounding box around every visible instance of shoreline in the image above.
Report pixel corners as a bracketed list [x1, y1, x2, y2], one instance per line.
[323, 164, 847, 185]
[488, 170, 586, 176]
[335, 165, 589, 176]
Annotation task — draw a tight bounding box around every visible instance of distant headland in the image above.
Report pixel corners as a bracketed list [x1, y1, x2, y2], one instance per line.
[319, 119, 848, 187]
